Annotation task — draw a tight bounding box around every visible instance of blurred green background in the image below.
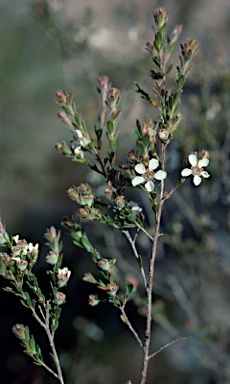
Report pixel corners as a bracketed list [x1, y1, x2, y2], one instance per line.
[1, 0, 230, 383]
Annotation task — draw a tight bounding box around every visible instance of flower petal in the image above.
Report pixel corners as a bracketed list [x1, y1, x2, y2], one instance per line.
[198, 158, 209, 167]
[154, 170, 167, 180]
[132, 176, 145, 186]
[193, 175, 202, 186]
[74, 146, 83, 154]
[149, 158, 159, 171]
[135, 163, 146, 175]
[145, 181, 154, 192]
[181, 168, 192, 177]
[75, 130, 83, 138]
[201, 171, 210, 178]
[188, 154, 198, 166]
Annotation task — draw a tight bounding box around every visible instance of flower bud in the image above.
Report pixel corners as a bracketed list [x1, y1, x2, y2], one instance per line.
[56, 90, 67, 104]
[98, 259, 110, 271]
[98, 76, 110, 90]
[169, 24, 183, 45]
[46, 251, 58, 265]
[12, 324, 29, 340]
[107, 282, 119, 296]
[89, 294, 100, 306]
[11, 245, 22, 257]
[54, 292, 66, 305]
[103, 187, 114, 199]
[83, 273, 97, 284]
[115, 196, 126, 208]
[153, 8, 167, 29]
[55, 141, 72, 156]
[12, 258, 28, 271]
[158, 128, 170, 142]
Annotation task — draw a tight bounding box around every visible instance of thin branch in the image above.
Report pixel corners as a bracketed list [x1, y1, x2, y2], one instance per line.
[134, 221, 154, 241]
[45, 309, 65, 384]
[122, 230, 147, 289]
[30, 302, 64, 383]
[38, 305, 46, 322]
[120, 306, 143, 349]
[38, 359, 60, 379]
[31, 307, 46, 329]
[148, 336, 190, 360]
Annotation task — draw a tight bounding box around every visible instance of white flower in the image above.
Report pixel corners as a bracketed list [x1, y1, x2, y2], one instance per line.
[58, 267, 71, 280]
[12, 235, 19, 244]
[57, 267, 71, 287]
[75, 130, 90, 147]
[181, 153, 210, 186]
[27, 243, 39, 253]
[132, 158, 167, 192]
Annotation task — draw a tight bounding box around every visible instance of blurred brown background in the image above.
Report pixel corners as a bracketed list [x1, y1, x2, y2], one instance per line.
[0, 0, 230, 383]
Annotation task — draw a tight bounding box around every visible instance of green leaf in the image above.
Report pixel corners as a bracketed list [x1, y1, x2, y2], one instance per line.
[136, 119, 142, 136]
[142, 135, 150, 147]
[176, 65, 181, 81]
[132, 130, 139, 141]
[136, 140, 146, 155]
[177, 75, 185, 89]
[95, 125, 103, 140]
[173, 90, 182, 106]
[81, 235, 93, 252]
[50, 353, 57, 365]
[166, 43, 172, 55]
[168, 95, 174, 110]
[155, 32, 162, 49]
[107, 120, 114, 134]
[153, 40, 160, 52]
[153, 57, 160, 67]
[20, 299, 29, 308]
[137, 255, 143, 270]
[29, 337, 36, 353]
[110, 139, 116, 151]
[166, 62, 173, 74]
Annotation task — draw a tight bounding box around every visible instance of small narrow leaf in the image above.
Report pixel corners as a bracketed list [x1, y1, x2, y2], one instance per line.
[136, 119, 142, 136]
[120, 314, 127, 324]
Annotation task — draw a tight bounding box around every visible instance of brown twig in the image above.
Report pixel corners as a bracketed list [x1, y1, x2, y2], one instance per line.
[149, 336, 190, 360]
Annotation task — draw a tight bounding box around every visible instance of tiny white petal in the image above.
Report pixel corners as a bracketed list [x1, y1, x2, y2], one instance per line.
[132, 176, 145, 186]
[154, 170, 167, 180]
[75, 130, 83, 138]
[12, 257, 21, 262]
[198, 158, 209, 167]
[201, 171, 210, 178]
[12, 235, 19, 244]
[74, 146, 82, 154]
[22, 247, 28, 255]
[131, 206, 142, 212]
[181, 168, 193, 177]
[135, 163, 146, 175]
[193, 175, 202, 186]
[28, 243, 34, 252]
[188, 154, 198, 166]
[145, 181, 154, 192]
[149, 158, 159, 171]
